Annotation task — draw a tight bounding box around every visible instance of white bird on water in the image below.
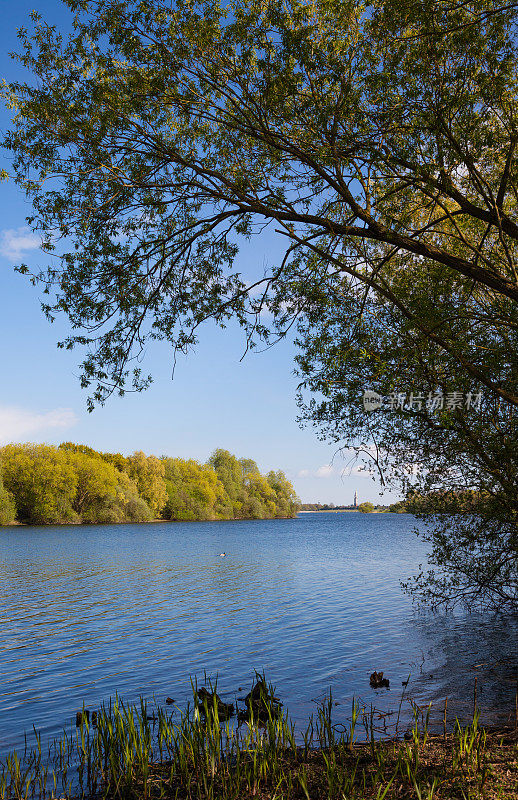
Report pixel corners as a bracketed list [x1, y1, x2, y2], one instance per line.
[219, 552, 226, 557]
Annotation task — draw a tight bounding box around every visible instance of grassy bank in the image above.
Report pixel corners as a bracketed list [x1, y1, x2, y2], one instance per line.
[1, 677, 517, 800]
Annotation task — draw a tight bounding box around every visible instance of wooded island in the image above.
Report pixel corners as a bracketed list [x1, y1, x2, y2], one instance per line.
[0, 444, 300, 525]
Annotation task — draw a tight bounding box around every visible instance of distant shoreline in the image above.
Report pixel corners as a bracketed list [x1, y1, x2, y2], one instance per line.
[298, 509, 388, 514]
[298, 509, 359, 513]
[1, 515, 299, 528]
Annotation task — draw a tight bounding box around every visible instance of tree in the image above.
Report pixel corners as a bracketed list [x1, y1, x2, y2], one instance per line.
[388, 501, 406, 514]
[0, 441, 294, 524]
[59, 442, 154, 521]
[241, 473, 277, 518]
[266, 470, 301, 517]
[126, 451, 167, 517]
[60, 441, 103, 460]
[239, 458, 260, 481]
[60, 448, 151, 522]
[295, 272, 517, 609]
[0, 444, 79, 524]
[2, 0, 517, 408]
[162, 457, 231, 520]
[357, 502, 375, 513]
[208, 450, 246, 512]
[99, 451, 130, 473]
[0, 477, 16, 525]
[112, 471, 153, 523]
[3, 0, 517, 603]
[66, 450, 120, 518]
[238, 458, 279, 518]
[207, 450, 300, 518]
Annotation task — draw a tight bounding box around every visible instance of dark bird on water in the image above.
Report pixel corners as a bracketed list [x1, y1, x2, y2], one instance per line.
[370, 671, 390, 688]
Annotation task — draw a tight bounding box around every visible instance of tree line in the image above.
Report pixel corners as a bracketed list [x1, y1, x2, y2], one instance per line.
[2, 0, 517, 607]
[299, 502, 383, 512]
[0, 444, 300, 526]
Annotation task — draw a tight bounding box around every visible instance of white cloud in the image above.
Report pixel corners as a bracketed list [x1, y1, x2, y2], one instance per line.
[0, 227, 41, 260]
[297, 464, 335, 479]
[315, 464, 334, 478]
[0, 406, 78, 445]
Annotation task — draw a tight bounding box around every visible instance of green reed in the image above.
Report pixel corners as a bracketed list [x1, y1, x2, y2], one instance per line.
[0, 675, 509, 800]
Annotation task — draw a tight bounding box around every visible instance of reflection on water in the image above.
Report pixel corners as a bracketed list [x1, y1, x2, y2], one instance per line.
[0, 514, 516, 755]
[408, 612, 518, 728]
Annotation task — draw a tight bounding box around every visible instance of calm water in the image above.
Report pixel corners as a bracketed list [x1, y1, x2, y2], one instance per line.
[1, 512, 517, 757]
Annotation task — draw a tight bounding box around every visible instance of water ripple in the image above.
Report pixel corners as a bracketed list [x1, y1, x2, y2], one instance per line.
[1, 514, 517, 753]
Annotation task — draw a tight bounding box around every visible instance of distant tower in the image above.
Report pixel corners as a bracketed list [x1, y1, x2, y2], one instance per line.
[354, 491, 358, 508]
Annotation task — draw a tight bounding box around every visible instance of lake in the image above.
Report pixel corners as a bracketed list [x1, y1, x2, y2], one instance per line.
[1, 512, 517, 758]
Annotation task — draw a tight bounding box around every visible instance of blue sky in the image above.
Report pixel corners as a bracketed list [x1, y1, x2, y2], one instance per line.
[0, 0, 399, 504]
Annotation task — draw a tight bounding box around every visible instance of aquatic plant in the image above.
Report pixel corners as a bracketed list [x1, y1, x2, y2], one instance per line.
[1, 676, 516, 800]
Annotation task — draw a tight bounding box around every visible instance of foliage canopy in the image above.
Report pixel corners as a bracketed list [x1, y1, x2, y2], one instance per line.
[0, 478, 16, 526]
[0, 443, 299, 525]
[2, 0, 518, 605]
[2, 0, 517, 407]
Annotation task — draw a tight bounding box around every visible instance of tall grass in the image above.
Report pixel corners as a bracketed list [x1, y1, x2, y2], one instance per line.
[0, 676, 514, 800]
